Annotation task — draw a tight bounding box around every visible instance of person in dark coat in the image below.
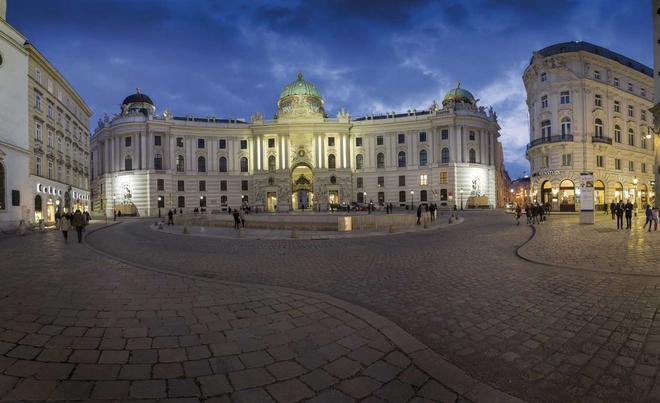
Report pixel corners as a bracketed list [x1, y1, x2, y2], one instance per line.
[624, 199, 634, 229]
[167, 209, 174, 226]
[616, 201, 624, 229]
[609, 201, 616, 220]
[232, 209, 240, 229]
[71, 209, 87, 243]
[416, 204, 422, 225]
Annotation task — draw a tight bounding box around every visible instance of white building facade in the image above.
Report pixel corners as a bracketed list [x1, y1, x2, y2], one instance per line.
[91, 76, 502, 217]
[524, 41, 655, 211]
[651, 1, 660, 206]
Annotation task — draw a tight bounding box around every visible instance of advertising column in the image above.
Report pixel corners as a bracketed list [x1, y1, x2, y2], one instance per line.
[580, 172, 595, 224]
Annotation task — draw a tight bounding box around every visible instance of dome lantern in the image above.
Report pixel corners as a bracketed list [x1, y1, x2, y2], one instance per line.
[442, 81, 476, 107]
[277, 72, 325, 119]
[121, 88, 156, 116]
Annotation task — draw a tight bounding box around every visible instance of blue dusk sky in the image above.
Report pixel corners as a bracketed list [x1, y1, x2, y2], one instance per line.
[6, 0, 651, 178]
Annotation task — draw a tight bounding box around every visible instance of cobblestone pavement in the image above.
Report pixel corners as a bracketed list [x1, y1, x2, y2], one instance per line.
[0, 224, 515, 402]
[518, 214, 660, 275]
[84, 211, 660, 402]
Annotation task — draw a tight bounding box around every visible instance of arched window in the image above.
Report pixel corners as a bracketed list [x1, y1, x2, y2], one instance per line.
[469, 148, 476, 163]
[376, 153, 385, 169]
[398, 151, 406, 168]
[0, 163, 4, 210]
[614, 125, 622, 143]
[419, 149, 427, 166]
[541, 120, 552, 140]
[594, 118, 603, 138]
[356, 154, 364, 169]
[628, 128, 635, 146]
[154, 154, 162, 170]
[561, 117, 571, 137]
[328, 154, 336, 169]
[441, 147, 450, 164]
[124, 156, 132, 171]
[268, 155, 276, 171]
[240, 157, 248, 172]
[34, 195, 42, 212]
[176, 155, 184, 172]
[219, 157, 227, 172]
[197, 156, 206, 172]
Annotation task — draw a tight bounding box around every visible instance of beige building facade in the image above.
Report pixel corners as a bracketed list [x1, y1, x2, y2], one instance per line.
[524, 41, 655, 211]
[91, 76, 504, 217]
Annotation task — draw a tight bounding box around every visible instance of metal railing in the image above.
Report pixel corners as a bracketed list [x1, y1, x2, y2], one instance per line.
[527, 135, 574, 150]
[591, 136, 613, 145]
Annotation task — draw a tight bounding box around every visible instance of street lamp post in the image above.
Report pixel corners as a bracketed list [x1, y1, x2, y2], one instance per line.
[158, 196, 162, 218]
[510, 188, 514, 208]
[633, 177, 639, 217]
[364, 192, 367, 213]
[112, 195, 116, 221]
[459, 188, 464, 210]
[410, 190, 414, 211]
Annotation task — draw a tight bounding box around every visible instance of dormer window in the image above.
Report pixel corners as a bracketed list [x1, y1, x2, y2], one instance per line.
[594, 70, 601, 80]
[540, 72, 547, 82]
[613, 77, 619, 87]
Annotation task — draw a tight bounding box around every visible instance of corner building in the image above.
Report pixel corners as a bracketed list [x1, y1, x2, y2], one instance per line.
[91, 75, 502, 216]
[524, 41, 655, 211]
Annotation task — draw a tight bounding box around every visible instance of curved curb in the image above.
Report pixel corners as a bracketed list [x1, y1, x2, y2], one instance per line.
[85, 222, 524, 403]
[515, 224, 660, 278]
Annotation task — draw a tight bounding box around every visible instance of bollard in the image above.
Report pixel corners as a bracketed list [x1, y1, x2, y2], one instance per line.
[182, 224, 188, 234]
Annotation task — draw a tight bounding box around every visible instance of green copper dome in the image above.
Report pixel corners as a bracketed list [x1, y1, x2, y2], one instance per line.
[442, 82, 476, 105]
[279, 73, 322, 100]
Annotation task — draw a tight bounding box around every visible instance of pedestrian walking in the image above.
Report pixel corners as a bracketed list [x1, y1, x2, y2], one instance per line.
[84, 210, 91, 223]
[525, 204, 532, 225]
[538, 204, 545, 223]
[616, 201, 624, 229]
[515, 204, 521, 226]
[624, 199, 633, 229]
[653, 207, 659, 231]
[416, 204, 422, 225]
[167, 209, 174, 226]
[71, 209, 87, 243]
[60, 213, 71, 243]
[644, 205, 653, 232]
[239, 208, 246, 228]
[610, 201, 616, 220]
[232, 209, 240, 229]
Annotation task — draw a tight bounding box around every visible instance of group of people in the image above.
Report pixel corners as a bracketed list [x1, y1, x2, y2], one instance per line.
[416, 203, 440, 224]
[55, 209, 89, 243]
[230, 207, 247, 229]
[609, 200, 660, 231]
[513, 203, 549, 225]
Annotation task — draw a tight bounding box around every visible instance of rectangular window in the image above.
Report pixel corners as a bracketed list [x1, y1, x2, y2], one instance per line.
[377, 176, 384, 187]
[629, 131, 635, 146]
[614, 101, 620, 113]
[47, 104, 53, 119]
[356, 177, 363, 188]
[328, 137, 335, 147]
[541, 72, 547, 82]
[628, 105, 634, 117]
[35, 94, 41, 110]
[154, 135, 162, 146]
[419, 132, 427, 142]
[642, 163, 647, 173]
[219, 139, 226, 149]
[560, 91, 570, 104]
[439, 172, 448, 184]
[541, 95, 548, 108]
[48, 130, 53, 147]
[178, 196, 185, 208]
[377, 135, 384, 145]
[594, 94, 602, 107]
[177, 180, 184, 191]
[594, 70, 601, 80]
[240, 139, 247, 149]
[561, 153, 572, 166]
[220, 180, 227, 191]
[399, 191, 406, 203]
[35, 68, 41, 83]
[399, 175, 406, 187]
[642, 136, 647, 149]
[241, 180, 248, 191]
[596, 155, 604, 168]
[36, 157, 41, 176]
[355, 137, 363, 147]
[198, 138, 205, 148]
[176, 137, 184, 147]
[48, 161, 53, 179]
[157, 179, 164, 191]
[199, 180, 206, 191]
[629, 161, 634, 171]
[615, 159, 621, 170]
[35, 122, 42, 141]
[125, 137, 132, 147]
[543, 155, 549, 168]
[420, 174, 428, 186]
[397, 133, 405, 144]
[441, 129, 449, 140]
[268, 138, 275, 148]
[614, 77, 619, 87]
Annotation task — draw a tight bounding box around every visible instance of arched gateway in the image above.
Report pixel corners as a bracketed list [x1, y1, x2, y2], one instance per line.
[291, 164, 314, 210]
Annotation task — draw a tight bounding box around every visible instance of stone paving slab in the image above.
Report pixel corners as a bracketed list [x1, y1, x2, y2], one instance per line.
[0, 223, 511, 402]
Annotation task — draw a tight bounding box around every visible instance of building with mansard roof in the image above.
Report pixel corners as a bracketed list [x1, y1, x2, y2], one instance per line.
[90, 76, 503, 216]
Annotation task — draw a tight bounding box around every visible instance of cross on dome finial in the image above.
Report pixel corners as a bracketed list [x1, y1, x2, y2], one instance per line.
[297, 72, 303, 80]
[136, 87, 141, 94]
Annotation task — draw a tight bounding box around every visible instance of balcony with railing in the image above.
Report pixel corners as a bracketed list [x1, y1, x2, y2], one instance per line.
[527, 135, 574, 150]
[591, 136, 613, 145]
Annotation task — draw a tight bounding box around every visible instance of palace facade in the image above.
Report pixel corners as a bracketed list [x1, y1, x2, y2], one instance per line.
[524, 41, 655, 211]
[91, 75, 504, 217]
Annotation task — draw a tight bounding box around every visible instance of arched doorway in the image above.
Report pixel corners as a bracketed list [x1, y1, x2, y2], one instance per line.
[541, 181, 553, 205]
[594, 180, 605, 211]
[614, 182, 623, 203]
[640, 184, 649, 207]
[34, 195, 43, 222]
[559, 179, 575, 212]
[46, 197, 55, 223]
[291, 164, 314, 210]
